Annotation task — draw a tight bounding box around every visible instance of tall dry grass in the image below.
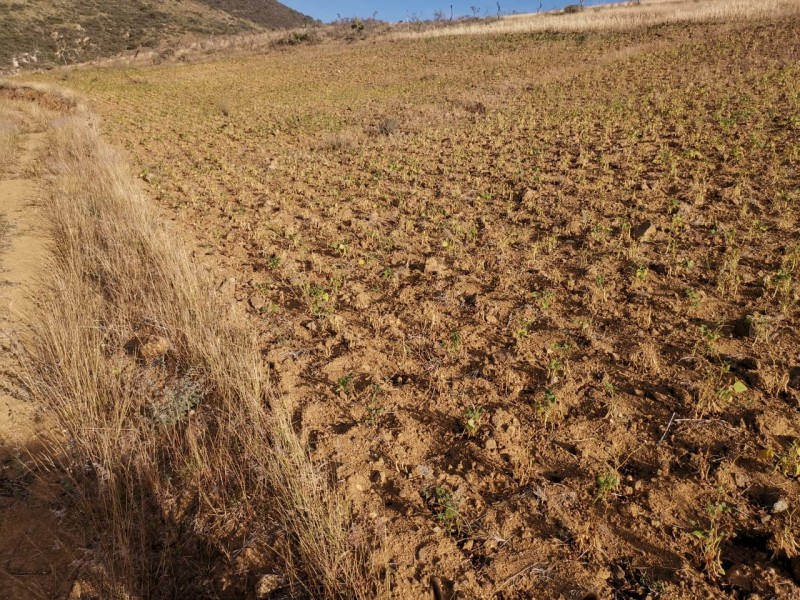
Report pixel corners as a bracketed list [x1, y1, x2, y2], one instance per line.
[0, 116, 20, 173]
[8, 86, 381, 598]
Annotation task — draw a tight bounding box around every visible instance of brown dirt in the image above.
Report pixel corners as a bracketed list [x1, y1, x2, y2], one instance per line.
[0, 123, 75, 599]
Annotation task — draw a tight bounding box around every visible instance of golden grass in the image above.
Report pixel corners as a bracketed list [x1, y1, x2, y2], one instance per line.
[394, 0, 799, 39]
[5, 84, 380, 598]
[0, 124, 17, 173]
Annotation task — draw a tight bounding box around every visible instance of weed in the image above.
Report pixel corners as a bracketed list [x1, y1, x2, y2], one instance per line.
[763, 267, 793, 301]
[363, 403, 385, 426]
[696, 323, 722, 357]
[716, 247, 741, 297]
[684, 288, 701, 307]
[697, 363, 748, 415]
[602, 378, 617, 397]
[760, 439, 800, 478]
[448, 329, 461, 352]
[534, 388, 561, 425]
[422, 486, 462, 533]
[531, 288, 554, 312]
[303, 282, 331, 315]
[594, 469, 620, 502]
[547, 358, 566, 383]
[691, 502, 730, 578]
[462, 405, 487, 437]
[336, 373, 353, 394]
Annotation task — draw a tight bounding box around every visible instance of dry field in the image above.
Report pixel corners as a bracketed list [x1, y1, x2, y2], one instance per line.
[16, 2, 800, 598]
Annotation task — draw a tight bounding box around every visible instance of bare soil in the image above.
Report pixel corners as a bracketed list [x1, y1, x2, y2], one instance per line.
[0, 117, 75, 600]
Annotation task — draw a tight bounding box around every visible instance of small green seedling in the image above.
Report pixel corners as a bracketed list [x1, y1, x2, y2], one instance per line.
[463, 406, 486, 437]
[422, 486, 462, 533]
[594, 469, 620, 502]
[692, 502, 729, 577]
[336, 373, 353, 394]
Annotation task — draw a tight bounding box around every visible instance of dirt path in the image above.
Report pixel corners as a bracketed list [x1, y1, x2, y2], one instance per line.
[0, 128, 74, 600]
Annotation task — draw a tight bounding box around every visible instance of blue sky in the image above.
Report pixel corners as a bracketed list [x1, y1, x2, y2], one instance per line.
[283, 1, 580, 23]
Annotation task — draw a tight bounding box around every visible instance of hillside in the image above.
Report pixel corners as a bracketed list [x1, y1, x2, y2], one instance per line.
[198, 0, 310, 29]
[0, 0, 309, 70]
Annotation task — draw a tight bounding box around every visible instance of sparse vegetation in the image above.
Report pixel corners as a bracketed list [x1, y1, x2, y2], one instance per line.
[692, 502, 730, 578]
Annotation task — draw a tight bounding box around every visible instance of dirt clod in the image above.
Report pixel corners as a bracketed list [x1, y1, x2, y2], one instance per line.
[631, 220, 656, 241]
[254, 574, 283, 599]
[124, 332, 170, 362]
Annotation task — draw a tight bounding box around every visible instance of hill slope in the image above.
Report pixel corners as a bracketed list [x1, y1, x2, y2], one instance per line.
[0, 0, 310, 70]
[197, 0, 310, 29]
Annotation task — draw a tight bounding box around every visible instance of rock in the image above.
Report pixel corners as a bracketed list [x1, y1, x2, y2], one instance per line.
[484, 438, 497, 451]
[631, 220, 656, 241]
[773, 499, 789, 514]
[347, 474, 370, 493]
[255, 574, 283, 599]
[124, 331, 170, 362]
[733, 471, 751, 489]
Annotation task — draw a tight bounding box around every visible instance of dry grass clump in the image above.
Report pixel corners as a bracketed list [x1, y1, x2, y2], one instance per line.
[0, 118, 19, 173]
[11, 86, 378, 598]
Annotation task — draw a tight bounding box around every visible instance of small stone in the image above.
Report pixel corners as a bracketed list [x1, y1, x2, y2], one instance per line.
[773, 499, 789, 514]
[347, 474, 369, 493]
[463, 539, 474, 551]
[484, 438, 497, 451]
[733, 471, 751, 488]
[124, 331, 170, 362]
[634, 480, 644, 492]
[255, 574, 283, 599]
[631, 220, 656, 241]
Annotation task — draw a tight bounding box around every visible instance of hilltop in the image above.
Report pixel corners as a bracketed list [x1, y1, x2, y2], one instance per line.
[0, 0, 310, 70]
